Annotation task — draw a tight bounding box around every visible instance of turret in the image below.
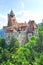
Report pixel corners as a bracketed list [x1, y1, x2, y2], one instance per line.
[10, 10, 15, 17]
[8, 10, 17, 27]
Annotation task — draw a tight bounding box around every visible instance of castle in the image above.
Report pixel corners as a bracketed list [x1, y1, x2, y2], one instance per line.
[3, 10, 38, 45]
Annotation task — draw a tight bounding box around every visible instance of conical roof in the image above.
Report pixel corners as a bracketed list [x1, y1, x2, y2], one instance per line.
[10, 10, 15, 17]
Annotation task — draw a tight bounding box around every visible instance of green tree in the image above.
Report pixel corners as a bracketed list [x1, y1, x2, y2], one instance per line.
[13, 47, 30, 65]
[0, 36, 6, 48]
[9, 36, 19, 53]
[37, 20, 43, 52]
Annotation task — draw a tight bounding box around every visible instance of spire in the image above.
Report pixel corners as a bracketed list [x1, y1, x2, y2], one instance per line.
[10, 10, 15, 17]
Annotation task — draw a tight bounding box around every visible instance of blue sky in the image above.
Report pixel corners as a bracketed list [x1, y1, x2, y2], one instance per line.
[0, 0, 43, 29]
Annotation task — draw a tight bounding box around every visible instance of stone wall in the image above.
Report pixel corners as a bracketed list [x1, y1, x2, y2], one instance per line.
[3, 31, 28, 45]
[3, 30, 38, 46]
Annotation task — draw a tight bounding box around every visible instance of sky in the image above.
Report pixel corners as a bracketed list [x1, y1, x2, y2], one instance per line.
[0, 0, 43, 29]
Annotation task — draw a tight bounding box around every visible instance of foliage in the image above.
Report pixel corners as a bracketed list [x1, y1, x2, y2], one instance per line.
[0, 36, 6, 48]
[9, 36, 19, 53]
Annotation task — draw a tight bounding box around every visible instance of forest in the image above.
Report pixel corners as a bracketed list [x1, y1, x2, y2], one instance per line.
[0, 22, 43, 65]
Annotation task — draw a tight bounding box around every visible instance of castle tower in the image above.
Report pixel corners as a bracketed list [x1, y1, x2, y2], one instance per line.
[8, 10, 17, 27]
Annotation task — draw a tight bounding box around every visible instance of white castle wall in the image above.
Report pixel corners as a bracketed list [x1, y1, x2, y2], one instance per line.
[3, 31, 28, 45]
[3, 29, 38, 46]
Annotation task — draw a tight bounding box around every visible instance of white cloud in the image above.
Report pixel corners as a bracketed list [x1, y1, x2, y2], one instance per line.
[0, 14, 7, 29]
[21, 1, 24, 8]
[0, 14, 6, 19]
[20, 0, 24, 8]
[16, 10, 43, 24]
